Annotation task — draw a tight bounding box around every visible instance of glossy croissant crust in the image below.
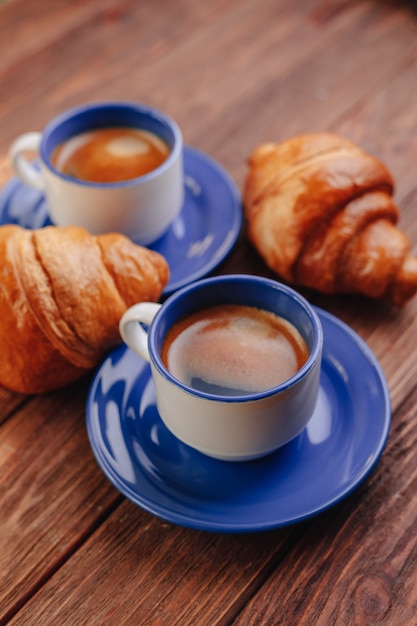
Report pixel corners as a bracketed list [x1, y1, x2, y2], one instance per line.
[0, 225, 169, 393]
[243, 132, 417, 306]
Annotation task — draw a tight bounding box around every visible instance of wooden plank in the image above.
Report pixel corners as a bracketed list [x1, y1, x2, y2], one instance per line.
[0, 0, 230, 154]
[0, 0, 117, 73]
[0, 388, 28, 426]
[6, 502, 299, 625]
[0, 377, 123, 622]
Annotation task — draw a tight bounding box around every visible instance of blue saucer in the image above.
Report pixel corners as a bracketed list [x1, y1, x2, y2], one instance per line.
[0, 146, 242, 295]
[86, 308, 391, 533]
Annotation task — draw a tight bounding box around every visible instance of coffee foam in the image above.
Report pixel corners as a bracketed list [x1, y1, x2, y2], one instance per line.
[163, 306, 309, 395]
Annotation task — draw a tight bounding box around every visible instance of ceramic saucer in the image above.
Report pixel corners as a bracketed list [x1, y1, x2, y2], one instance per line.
[86, 307, 391, 533]
[0, 146, 242, 295]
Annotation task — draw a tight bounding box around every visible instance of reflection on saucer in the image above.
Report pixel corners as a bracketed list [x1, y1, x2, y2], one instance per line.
[104, 400, 136, 484]
[307, 388, 333, 445]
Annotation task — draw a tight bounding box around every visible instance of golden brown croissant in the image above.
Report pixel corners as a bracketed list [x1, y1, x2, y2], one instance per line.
[0, 225, 169, 394]
[243, 132, 417, 306]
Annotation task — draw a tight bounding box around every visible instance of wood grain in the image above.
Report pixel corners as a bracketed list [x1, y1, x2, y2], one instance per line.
[0, 377, 123, 623]
[2, 0, 417, 624]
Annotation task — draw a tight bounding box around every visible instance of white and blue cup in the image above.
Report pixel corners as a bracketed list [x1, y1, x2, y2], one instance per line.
[119, 274, 323, 461]
[8, 101, 184, 245]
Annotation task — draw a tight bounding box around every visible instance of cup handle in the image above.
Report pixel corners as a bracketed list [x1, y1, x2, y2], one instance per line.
[9, 132, 46, 191]
[119, 302, 162, 362]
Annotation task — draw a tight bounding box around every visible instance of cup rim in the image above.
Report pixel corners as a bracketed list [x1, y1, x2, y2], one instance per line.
[149, 274, 323, 403]
[39, 100, 183, 188]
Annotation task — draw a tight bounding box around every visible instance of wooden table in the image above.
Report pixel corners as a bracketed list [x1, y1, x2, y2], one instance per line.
[1, 0, 417, 623]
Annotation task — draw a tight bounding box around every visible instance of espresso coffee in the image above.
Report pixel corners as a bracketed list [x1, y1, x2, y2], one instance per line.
[161, 304, 309, 396]
[51, 127, 169, 183]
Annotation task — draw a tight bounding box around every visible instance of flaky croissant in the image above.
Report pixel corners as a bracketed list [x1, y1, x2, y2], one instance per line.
[0, 225, 169, 393]
[243, 132, 417, 306]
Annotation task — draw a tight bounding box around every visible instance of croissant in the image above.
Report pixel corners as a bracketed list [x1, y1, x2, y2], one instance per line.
[0, 225, 169, 394]
[243, 132, 417, 306]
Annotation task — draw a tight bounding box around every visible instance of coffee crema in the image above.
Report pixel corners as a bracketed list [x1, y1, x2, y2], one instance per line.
[51, 127, 170, 183]
[161, 304, 309, 396]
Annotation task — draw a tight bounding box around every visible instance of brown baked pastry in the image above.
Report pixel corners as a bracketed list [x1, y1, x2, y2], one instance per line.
[243, 132, 417, 306]
[0, 225, 169, 393]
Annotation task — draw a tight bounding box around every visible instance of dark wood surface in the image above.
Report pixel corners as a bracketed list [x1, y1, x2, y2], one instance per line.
[2, 0, 417, 624]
